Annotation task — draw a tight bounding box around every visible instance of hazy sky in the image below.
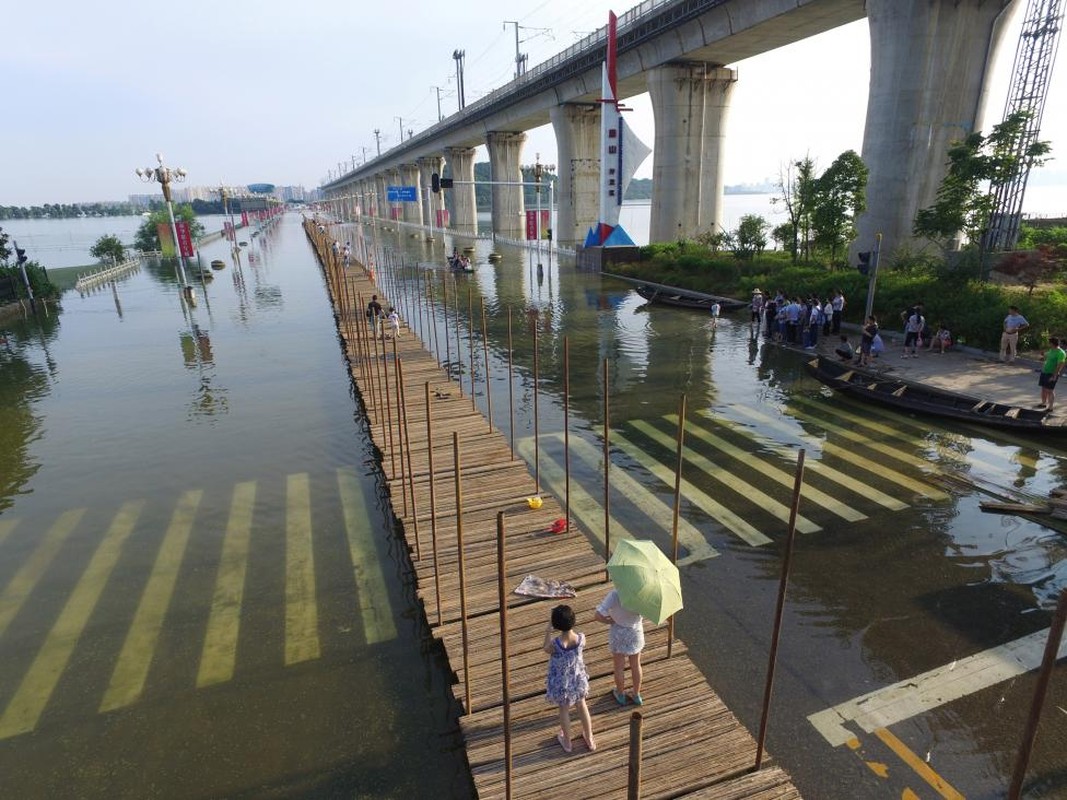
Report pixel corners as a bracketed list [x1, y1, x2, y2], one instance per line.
[2, 0, 1064, 207]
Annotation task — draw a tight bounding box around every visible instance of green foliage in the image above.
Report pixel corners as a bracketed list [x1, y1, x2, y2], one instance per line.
[914, 111, 1052, 250]
[90, 234, 127, 265]
[134, 205, 205, 252]
[0, 202, 144, 220]
[0, 263, 58, 300]
[811, 150, 867, 263]
[0, 226, 9, 262]
[1018, 223, 1067, 250]
[733, 214, 769, 259]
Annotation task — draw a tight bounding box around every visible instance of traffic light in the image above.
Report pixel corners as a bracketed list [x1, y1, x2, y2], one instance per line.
[431, 172, 440, 193]
[856, 251, 870, 276]
[15, 248, 27, 265]
[440, 177, 453, 189]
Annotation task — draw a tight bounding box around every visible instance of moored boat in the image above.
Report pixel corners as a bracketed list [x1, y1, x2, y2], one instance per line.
[805, 355, 1061, 432]
[633, 283, 746, 312]
[210, 259, 226, 270]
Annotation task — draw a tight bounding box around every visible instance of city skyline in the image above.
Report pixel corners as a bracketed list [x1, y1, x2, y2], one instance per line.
[3, 0, 1064, 211]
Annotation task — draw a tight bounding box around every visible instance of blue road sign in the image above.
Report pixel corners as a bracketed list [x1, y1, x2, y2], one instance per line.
[386, 185, 418, 202]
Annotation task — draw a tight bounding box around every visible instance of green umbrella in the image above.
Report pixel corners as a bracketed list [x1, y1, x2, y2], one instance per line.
[606, 539, 683, 625]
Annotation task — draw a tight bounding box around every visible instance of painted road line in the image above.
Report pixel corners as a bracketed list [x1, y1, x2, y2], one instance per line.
[561, 434, 719, 564]
[337, 467, 397, 645]
[516, 437, 640, 551]
[874, 727, 965, 800]
[101, 490, 202, 712]
[0, 509, 86, 641]
[0, 501, 144, 740]
[285, 473, 319, 665]
[706, 409, 908, 511]
[808, 625, 1067, 747]
[670, 414, 866, 523]
[780, 404, 949, 500]
[198, 481, 255, 688]
[0, 518, 18, 546]
[629, 419, 821, 535]
[731, 404, 947, 500]
[609, 432, 772, 547]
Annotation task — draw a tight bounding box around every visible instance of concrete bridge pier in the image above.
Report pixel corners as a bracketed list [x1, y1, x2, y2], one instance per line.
[399, 163, 423, 226]
[648, 63, 736, 244]
[486, 131, 527, 238]
[375, 174, 389, 220]
[417, 155, 445, 232]
[445, 146, 478, 235]
[855, 0, 1016, 257]
[550, 104, 601, 247]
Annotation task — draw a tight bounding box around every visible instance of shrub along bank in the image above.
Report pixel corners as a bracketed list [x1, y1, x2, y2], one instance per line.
[609, 242, 1067, 354]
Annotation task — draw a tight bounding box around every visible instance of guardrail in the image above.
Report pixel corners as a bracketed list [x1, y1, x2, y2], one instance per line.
[74, 257, 142, 293]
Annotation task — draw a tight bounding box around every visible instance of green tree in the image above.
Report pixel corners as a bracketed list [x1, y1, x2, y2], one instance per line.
[811, 150, 868, 263]
[771, 222, 795, 252]
[772, 156, 817, 263]
[90, 234, 127, 265]
[733, 214, 769, 259]
[0, 225, 10, 262]
[914, 111, 1051, 252]
[134, 205, 204, 252]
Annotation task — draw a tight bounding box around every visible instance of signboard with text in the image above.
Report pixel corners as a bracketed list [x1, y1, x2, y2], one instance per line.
[387, 185, 418, 202]
[525, 210, 551, 240]
[175, 221, 195, 258]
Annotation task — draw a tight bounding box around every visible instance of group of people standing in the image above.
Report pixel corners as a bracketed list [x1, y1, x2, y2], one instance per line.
[1005, 305, 1067, 411]
[365, 294, 400, 339]
[748, 289, 847, 349]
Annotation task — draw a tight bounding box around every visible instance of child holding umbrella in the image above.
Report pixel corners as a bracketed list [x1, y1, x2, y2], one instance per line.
[596, 588, 645, 705]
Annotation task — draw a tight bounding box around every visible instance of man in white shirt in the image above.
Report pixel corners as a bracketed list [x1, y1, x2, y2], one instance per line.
[1000, 306, 1029, 362]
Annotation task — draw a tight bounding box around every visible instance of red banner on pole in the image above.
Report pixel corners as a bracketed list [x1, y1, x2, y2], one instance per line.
[436, 208, 450, 228]
[241, 211, 249, 226]
[525, 210, 537, 240]
[175, 221, 195, 258]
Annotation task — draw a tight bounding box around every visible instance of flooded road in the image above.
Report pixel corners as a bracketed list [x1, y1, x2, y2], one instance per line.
[1, 213, 1066, 797]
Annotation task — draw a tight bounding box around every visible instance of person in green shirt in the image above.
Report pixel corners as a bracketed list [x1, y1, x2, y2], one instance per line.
[1038, 337, 1066, 411]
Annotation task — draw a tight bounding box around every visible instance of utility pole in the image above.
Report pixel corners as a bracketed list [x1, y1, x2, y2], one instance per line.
[453, 49, 466, 111]
[503, 21, 527, 78]
[395, 116, 404, 144]
[373, 128, 382, 156]
[407, 128, 413, 141]
[432, 85, 443, 121]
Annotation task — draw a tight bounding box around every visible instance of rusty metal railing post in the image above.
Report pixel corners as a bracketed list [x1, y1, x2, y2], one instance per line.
[533, 312, 540, 492]
[507, 306, 515, 459]
[481, 296, 492, 433]
[467, 286, 476, 409]
[497, 511, 513, 799]
[391, 337, 405, 515]
[454, 276, 463, 394]
[454, 432, 471, 714]
[603, 357, 611, 571]
[563, 336, 570, 532]
[425, 383, 442, 626]
[442, 275, 451, 375]
[627, 711, 643, 800]
[668, 393, 687, 658]
[398, 358, 420, 561]
[1009, 588, 1067, 799]
[755, 448, 805, 769]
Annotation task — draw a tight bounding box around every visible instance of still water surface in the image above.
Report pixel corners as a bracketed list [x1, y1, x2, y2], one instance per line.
[2, 211, 1067, 797]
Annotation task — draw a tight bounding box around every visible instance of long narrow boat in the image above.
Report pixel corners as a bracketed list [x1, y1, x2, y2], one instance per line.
[633, 283, 746, 312]
[805, 355, 1062, 432]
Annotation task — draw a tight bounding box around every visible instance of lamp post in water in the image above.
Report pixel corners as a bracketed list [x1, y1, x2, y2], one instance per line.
[136, 153, 191, 296]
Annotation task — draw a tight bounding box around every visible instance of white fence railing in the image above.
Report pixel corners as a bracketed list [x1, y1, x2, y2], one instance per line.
[74, 257, 141, 293]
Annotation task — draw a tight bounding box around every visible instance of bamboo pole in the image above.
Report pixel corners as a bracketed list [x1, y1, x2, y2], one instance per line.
[372, 307, 389, 449]
[507, 306, 515, 459]
[603, 357, 611, 570]
[497, 511, 513, 800]
[468, 286, 476, 410]
[563, 336, 571, 532]
[454, 276, 463, 394]
[627, 711, 643, 800]
[454, 432, 471, 714]
[755, 448, 806, 769]
[668, 393, 687, 659]
[533, 312, 540, 493]
[398, 357, 420, 561]
[480, 296, 493, 433]
[378, 321, 396, 476]
[425, 383, 443, 626]
[392, 336, 408, 518]
[1009, 588, 1067, 799]
[442, 276, 452, 376]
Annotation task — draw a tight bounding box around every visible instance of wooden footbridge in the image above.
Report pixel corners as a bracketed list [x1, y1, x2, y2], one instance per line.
[306, 220, 803, 799]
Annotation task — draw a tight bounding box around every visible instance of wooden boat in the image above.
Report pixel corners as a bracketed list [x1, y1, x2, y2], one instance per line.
[633, 283, 746, 312]
[805, 355, 1061, 432]
[447, 255, 475, 273]
[210, 259, 226, 270]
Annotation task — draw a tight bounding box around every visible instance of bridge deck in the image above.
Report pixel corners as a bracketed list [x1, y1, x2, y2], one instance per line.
[308, 220, 802, 799]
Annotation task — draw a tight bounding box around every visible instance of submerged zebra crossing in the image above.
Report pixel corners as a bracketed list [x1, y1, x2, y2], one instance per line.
[515, 400, 988, 556]
[0, 468, 395, 741]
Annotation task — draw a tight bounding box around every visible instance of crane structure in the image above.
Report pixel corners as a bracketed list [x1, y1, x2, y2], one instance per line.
[985, 0, 1066, 252]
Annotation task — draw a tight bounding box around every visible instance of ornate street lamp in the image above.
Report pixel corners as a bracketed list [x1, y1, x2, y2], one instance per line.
[136, 153, 190, 291]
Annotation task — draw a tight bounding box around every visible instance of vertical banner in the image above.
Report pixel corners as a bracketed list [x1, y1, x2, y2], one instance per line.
[175, 221, 195, 258]
[241, 211, 249, 226]
[540, 209, 551, 239]
[157, 223, 176, 256]
[435, 208, 450, 228]
[525, 210, 537, 240]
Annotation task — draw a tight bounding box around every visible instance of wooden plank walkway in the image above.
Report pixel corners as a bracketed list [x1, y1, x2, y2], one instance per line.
[306, 220, 802, 799]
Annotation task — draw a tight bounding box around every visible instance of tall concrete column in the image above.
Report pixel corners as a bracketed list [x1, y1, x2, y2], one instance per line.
[376, 174, 390, 220]
[445, 146, 477, 234]
[417, 155, 445, 230]
[486, 131, 527, 237]
[855, 0, 1015, 256]
[399, 163, 423, 226]
[648, 63, 736, 244]
[550, 104, 601, 246]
